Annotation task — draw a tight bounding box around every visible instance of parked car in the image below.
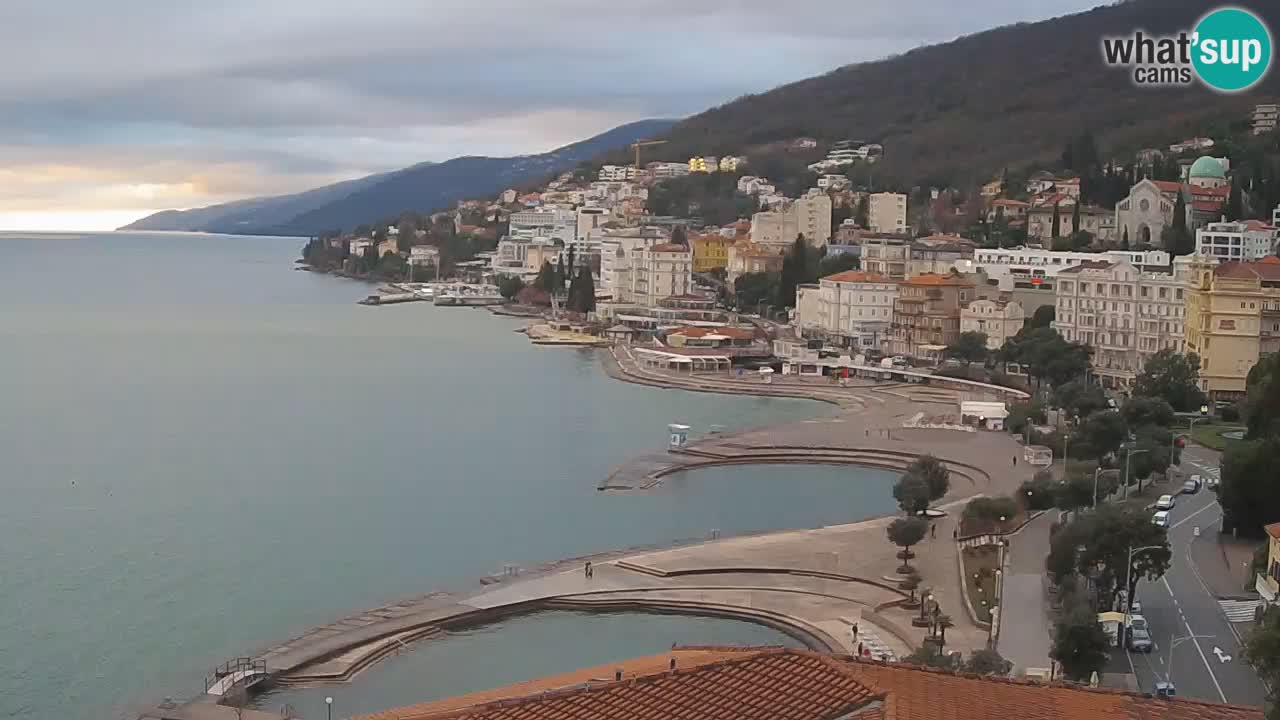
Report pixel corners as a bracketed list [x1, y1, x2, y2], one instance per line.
[1155, 681, 1177, 698]
[1128, 627, 1154, 652]
[1156, 494, 1176, 510]
[1153, 510, 1171, 528]
[1182, 479, 1200, 494]
[1128, 614, 1147, 632]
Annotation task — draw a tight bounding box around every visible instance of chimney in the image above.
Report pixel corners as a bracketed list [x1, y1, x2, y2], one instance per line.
[614, 669, 623, 681]
[669, 657, 677, 672]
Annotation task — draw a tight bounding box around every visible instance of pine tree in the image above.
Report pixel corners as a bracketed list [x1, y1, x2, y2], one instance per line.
[1051, 202, 1061, 239]
[1226, 181, 1244, 221]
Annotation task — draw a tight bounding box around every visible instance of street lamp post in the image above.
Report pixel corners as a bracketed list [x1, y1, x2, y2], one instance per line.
[1123, 447, 1149, 499]
[326, 696, 333, 720]
[1123, 544, 1165, 644]
[1165, 632, 1215, 688]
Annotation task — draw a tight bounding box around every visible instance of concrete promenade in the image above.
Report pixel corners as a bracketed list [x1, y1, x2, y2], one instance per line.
[159, 349, 1040, 718]
[996, 511, 1055, 675]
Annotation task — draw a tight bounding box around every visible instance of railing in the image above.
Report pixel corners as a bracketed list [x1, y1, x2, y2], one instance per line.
[205, 657, 268, 694]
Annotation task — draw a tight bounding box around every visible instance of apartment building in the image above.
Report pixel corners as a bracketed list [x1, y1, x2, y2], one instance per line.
[648, 162, 690, 179]
[629, 243, 694, 307]
[1253, 103, 1278, 135]
[795, 270, 899, 349]
[598, 227, 669, 302]
[860, 235, 910, 279]
[1186, 257, 1280, 402]
[961, 299, 1025, 349]
[889, 273, 976, 360]
[1053, 259, 1191, 390]
[793, 190, 833, 245]
[690, 233, 731, 272]
[508, 207, 576, 245]
[869, 192, 907, 233]
[965, 247, 1171, 291]
[727, 242, 783, 283]
[908, 235, 975, 275]
[1195, 219, 1278, 263]
[750, 191, 832, 247]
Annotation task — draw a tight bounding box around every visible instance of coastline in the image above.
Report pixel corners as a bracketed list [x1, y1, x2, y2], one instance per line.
[188, 345, 1032, 719]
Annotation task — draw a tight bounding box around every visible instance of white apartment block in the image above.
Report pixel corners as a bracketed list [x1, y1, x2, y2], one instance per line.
[869, 192, 907, 233]
[960, 299, 1024, 349]
[1254, 104, 1279, 136]
[966, 247, 1171, 290]
[1196, 220, 1278, 262]
[1052, 258, 1192, 389]
[750, 192, 832, 248]
[1274, 203, 1280, 229]
[794, 270, 899, 349]
[508, 207, 576, 245]
[794, 191, 832, 245]
[817, 174, 850, 191]
[720, 156, 747, 172]
[648, 162, 690, 180]
[599, 227, 669, 302]
[598, 165, 640, 182]
[629, 243, 693, 307]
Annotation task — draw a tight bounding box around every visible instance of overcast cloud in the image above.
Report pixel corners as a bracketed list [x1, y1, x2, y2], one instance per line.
[0, 0, 1103, 228]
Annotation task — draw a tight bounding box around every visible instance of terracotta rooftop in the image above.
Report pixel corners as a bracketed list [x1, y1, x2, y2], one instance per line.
[355, 647, 1262, 720]
[1243, 220, 1276, 231]
[1214, 258, 1280, 282]
[824, 270, 898, 284]
[991, 199, 1029, 207]
[1152, 180, 1187, 195]
[1265, 522, 1280, 540]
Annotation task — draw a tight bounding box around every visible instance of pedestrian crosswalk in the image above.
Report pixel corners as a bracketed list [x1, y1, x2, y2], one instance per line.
[1219, 599, 1263, 623]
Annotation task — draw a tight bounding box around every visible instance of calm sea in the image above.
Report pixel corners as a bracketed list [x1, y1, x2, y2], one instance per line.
[0, 232, 896, 720]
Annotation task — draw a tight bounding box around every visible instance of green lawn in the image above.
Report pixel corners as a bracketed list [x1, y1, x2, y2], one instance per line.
[1188, 423, 1247, 451]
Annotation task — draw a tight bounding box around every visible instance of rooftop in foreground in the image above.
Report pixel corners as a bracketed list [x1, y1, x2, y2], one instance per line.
[354, 646, 1262, 720]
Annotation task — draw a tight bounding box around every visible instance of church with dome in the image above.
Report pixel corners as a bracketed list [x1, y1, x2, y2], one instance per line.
[1114, 155, 1231, 246]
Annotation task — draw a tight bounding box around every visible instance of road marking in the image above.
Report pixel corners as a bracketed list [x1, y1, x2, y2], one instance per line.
[1172, 501, 1219, 530]
[1185, 618, 1229, 703]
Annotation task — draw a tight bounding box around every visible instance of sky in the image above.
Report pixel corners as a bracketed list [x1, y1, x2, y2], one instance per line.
[0, 0, 1105, 231]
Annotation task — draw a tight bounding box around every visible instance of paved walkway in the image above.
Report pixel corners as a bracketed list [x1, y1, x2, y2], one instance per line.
[997, 511, 1055, 675]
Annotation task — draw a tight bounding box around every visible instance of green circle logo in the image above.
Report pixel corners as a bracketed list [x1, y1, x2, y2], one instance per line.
[1192, 7, 1272, 92]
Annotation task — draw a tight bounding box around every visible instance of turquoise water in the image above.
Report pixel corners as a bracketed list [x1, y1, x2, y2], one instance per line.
[0, 232, 895, 720]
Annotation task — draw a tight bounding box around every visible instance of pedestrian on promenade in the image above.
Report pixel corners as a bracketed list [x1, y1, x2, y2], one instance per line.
[931, 524, 936, 539]
[1012, 455, 1017, 467]
[952, 528, 958, 540]
[584, 561, 592, 578]
[857, 641, 863, 656]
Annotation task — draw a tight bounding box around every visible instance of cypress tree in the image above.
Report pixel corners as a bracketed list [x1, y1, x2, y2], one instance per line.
[1051, 202, 1061, 239]
[1070, 200, 1081, 237]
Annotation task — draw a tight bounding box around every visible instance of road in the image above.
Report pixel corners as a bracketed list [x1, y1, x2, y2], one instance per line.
[1126, 444, 1268, 706]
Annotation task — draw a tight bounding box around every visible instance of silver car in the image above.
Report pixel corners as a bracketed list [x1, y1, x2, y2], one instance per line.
[1128, 627, 1154, 652]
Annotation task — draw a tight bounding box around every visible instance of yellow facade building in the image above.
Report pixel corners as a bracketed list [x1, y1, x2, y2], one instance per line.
[690, 233, 731, 273]
[1185, 256, 1280, 402]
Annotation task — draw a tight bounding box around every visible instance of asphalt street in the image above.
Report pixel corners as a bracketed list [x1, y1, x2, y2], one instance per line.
[1123, 445, 1268, 706]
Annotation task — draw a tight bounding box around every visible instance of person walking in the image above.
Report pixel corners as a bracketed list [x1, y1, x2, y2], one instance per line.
[931, 523, 937, 539]
[1013, 455, 1018, 467]
[584, 561, 592, 578]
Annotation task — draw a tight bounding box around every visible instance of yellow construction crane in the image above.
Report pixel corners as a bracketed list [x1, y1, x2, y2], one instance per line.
[630, 139, 668, 170]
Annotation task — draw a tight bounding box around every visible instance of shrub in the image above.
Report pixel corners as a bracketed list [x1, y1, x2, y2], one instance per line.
[963, 496, 1019, 524]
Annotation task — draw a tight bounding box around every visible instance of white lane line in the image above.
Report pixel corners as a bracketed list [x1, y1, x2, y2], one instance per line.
[1172, 501, 1219, 530]
[1185, 618, 1229, 703]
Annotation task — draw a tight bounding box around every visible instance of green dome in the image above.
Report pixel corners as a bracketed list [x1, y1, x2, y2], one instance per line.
[1189, 156, 1226, 179]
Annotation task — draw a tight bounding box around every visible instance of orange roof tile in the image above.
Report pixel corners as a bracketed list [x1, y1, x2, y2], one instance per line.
[357, 648, 1262, 720]
[824, 270, 899, 284]
[1214, 259, 1280, 282]
[1152, 180, 1187, 195]
[1265, 522, 1280, 540]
